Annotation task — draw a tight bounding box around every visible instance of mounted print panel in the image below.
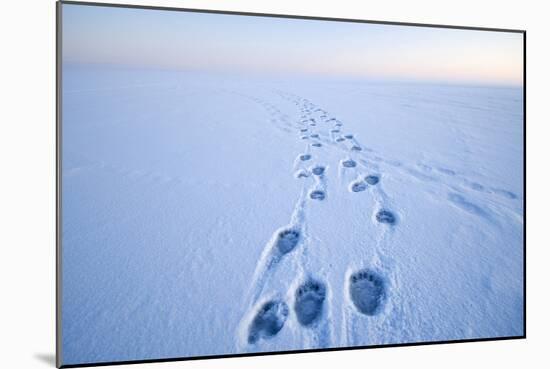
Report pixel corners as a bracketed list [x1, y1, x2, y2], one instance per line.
[57, 1, 525, 367]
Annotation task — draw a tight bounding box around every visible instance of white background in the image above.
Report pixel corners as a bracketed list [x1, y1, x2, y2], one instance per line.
[0, 0, 547, 368]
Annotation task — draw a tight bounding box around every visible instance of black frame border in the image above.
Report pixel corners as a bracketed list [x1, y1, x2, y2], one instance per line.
[56, 1, 527, 368]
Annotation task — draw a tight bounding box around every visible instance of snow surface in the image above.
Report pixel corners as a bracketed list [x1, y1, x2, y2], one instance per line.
[61, 65, 524, 365]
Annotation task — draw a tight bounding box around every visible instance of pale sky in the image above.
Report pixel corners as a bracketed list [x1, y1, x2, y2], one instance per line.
[62, 3, 524, 86]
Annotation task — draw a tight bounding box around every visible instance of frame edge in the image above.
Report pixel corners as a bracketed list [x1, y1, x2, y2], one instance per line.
[58, 0, 526, 34]
[56, 0, 63, 367]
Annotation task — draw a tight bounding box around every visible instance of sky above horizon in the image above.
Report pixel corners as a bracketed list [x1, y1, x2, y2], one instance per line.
[62, 4, 523, 86]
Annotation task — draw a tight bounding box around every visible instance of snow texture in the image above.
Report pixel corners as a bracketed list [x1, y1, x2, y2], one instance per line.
[61, 65, 524, 365]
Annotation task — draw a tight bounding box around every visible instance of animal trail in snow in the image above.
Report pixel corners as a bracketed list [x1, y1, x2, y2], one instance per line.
[448, 193, 488, 218]
[311, 166, 326, 176]
[466, 181, 517, 201]
[365, 175, 379, 185]
[295, 170, 309, 179]
[275, 229, 301, 255]
[492, 188, 517, 200]
[294, 279, 327, 327]
[341, 159, 357, 168]
[350, 181, 367, 193]
[469, 182, 485, 191]
[248, 300, 289, 344]
[309, 190, 326, 201]
[436, 167, 456, 176]
[349, 269, 387, 316]
[375, 210, 396, 225]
